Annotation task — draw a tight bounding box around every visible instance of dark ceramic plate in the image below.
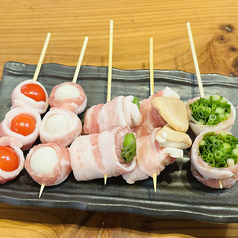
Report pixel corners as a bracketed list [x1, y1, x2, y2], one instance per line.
[1, 61, 238, 223]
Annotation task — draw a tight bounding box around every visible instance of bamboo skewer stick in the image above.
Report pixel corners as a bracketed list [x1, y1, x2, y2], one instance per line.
[104, 20, 113, 185]
[150, 38, 157, 192]
[72, 36, 89, 83]
[33, 32, 51, 198]
[187, 22, 223, 189]
[186, 22, 204, 98]
[33, 33, 51, 81]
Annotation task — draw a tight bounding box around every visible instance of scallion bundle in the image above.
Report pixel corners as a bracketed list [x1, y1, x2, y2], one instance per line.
[189, 95, 231, 125]
[199, 131, 238, 168]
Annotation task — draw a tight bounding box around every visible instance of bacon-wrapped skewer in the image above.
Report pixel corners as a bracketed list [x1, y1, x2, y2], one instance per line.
[69, 126, 137, 181]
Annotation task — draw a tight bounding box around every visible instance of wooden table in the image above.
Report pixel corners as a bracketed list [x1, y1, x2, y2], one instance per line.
[1, 1, 238, 237]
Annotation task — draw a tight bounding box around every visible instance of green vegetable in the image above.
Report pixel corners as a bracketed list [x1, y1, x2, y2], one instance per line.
[132, 97, 140, 109]
[189, 95, 231, 125]
[199, 131, 238, 168]
[121, 133, 136, 163]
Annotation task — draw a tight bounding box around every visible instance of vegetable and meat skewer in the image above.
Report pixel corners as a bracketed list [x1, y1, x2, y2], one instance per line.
[48, 36, 88, 115]
[186, 22, 237, 189]
[11, 33, 51, 114]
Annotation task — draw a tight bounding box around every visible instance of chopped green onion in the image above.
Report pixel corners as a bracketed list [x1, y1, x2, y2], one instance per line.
[132, 97, 140, 109]
[199, 131, 238, 168]
[121, 133, 136, 163]
[189, 95, 231, 125]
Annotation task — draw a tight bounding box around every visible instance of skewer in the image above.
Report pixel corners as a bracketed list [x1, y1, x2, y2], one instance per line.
[31, 32, 51, 198]
[33, 33, 51, 81]
[104, 20, 113, 185]
[187, 23, 224, 189]
[150, 38, 157, 192]
[72, 36, 89, 83]
[39, 184, 45, 198]
[186, 22, 204, 98]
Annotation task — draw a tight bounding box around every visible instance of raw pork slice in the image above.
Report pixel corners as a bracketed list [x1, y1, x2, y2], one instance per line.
[49, 82, 87, 115]
[69, 126, 136, 181]
[25, 142, 71, 186]
[190, 129, 238, 189]
[11, 79, 49, 114]
[0, 107, 41, 151]
[122, 128, 177, 184]
[0, 136, 24, 184]
[39, 107, 82, 147]
[83, 96, 142, 134]
[186, 96, 236, 136]
[133, 87, 180, 137]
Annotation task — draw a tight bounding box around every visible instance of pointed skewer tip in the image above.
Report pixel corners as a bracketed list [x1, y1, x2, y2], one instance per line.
[39, 184, 45, 198]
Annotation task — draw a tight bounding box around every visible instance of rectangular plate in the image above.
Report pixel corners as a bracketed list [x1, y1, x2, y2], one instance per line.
[1, 61, 238, 223]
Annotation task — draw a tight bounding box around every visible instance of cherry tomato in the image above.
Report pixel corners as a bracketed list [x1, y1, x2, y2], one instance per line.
[0, 146, 19, 172]
[21, 83, 46, 102]
[11, 114, 36, 136]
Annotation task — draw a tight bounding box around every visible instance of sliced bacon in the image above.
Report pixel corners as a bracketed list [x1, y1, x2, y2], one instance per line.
[133, 87, 180, 137]
[190, 129, 238, 189]
[0, 107, 41, 151]
[186, 96, 236, 136]
[122, 128, 176, 184]
[0, 136, 25, 184]
[69, 126, 136, 181]
[49, 82, 87, 115]
[25, 142, 71, 186]
[11, 79, 49, 114]
[39, 107, 82, 147]
[83, 96, 142, 134]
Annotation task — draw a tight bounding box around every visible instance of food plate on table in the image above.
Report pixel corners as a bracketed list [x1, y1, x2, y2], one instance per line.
[1, 61, 238, 223]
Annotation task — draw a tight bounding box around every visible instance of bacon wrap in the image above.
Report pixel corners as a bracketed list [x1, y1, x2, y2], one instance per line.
[39, 107, 82, 147]
[0, 136, 24, 184]
[11, 79, 49, 114]
[83, 96, 142, 134]
[25, 142, 71, 186]
[186, 96, 236, 136]
[190, 129, 238, 189]
[69, 126, 136, 181]
[49, 82, 87, 115]
[0, 107, 41, 151]
[122, 128, 176, 184]
[133, 87, 180, 137]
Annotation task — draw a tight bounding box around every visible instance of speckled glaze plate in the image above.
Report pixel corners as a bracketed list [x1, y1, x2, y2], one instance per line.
[1, 61, 238, 223]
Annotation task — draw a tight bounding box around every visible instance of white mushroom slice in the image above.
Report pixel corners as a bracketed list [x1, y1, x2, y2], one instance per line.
[54, 84, 80, 100]
[151, 97, 189, 132]
[156, 125, 192, 149]
[43, 113, 68, 135]
[30, 146, 58, 174]
[162, 147, 183, 158]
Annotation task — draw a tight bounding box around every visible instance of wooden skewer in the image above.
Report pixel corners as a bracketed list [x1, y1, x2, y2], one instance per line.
[72, 36, 89, 83]
[187, 23, 223, 189]
[104, 20, 113, 185]
[33, 33, 51, 81]
[39, 184, 45, 198]
[32, 32, 51, 198]
[150, 37, 154, 96]
[150, 37, 157, 192]
[186, 22, 204, 98]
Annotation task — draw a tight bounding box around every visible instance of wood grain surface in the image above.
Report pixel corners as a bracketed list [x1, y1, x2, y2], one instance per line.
[1, 0, 238, 237]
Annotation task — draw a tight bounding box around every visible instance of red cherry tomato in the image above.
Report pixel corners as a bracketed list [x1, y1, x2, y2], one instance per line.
[21, 83, 46, 102]
[11, 114, 36, 136]
[0, 146, 19, 172]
